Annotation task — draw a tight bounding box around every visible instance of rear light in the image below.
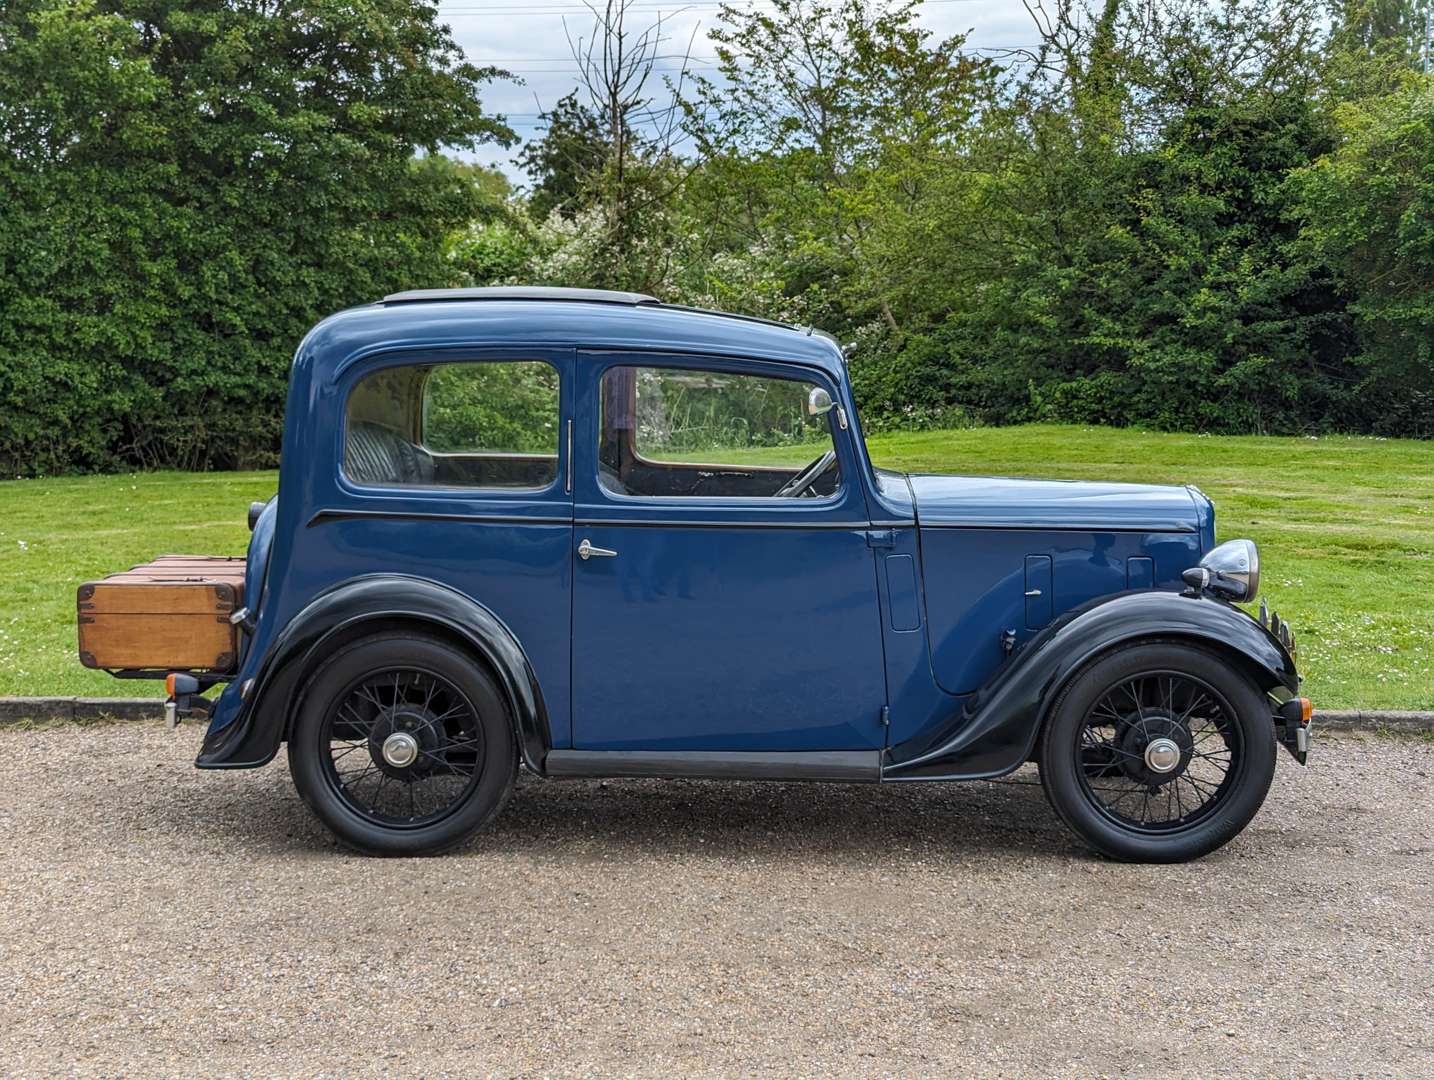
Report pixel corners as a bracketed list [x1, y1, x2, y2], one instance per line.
[164, 672, 199, 699]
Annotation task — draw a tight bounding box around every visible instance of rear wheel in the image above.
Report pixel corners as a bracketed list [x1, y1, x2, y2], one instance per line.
[1038, 641, 1276, 863]
[287, 633, 516, 856]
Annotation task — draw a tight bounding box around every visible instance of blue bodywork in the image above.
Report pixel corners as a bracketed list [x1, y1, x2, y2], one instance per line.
[198, 295, 1294, 779]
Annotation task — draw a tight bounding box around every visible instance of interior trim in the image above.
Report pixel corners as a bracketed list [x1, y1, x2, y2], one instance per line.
[544, 749, 883, 781]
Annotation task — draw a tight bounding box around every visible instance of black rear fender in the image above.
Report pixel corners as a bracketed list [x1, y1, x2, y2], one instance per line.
[196, 575, 550, 772]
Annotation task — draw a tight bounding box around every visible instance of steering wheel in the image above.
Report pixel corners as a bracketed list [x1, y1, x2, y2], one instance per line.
[774, 448, 837, 498]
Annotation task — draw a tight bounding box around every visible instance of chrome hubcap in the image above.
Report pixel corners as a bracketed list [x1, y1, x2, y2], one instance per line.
[1144, 736, 1182, 774]
[381, 731, 420, 769]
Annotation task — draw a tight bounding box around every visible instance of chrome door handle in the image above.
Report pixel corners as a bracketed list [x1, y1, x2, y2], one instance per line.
[578, 538, 618, 560]
[1024, 589, 1042, 597]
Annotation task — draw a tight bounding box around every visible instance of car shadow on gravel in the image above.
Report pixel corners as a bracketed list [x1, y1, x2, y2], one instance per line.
[487, 772, 1080, 863]
[177, 761, 1083, 862]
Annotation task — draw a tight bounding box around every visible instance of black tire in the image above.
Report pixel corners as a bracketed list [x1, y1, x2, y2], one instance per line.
[1038, 641, 1277, 863]
[287, 632, 516, 856]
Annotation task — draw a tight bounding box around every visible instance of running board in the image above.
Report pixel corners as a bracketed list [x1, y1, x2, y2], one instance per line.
[543, 749, 882, 782]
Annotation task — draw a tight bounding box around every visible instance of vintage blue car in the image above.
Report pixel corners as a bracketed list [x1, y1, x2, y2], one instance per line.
[118, 286, 1313, 860]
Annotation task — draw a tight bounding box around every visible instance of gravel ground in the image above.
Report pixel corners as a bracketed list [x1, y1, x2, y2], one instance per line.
[1, 724, 1430, 1079]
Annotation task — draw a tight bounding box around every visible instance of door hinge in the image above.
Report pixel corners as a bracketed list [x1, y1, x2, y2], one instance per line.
[866, 528, 896, 549]
[879, 705, 890, 728]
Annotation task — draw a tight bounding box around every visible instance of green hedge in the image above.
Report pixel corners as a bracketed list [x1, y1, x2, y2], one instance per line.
[0, 0, 509, 475]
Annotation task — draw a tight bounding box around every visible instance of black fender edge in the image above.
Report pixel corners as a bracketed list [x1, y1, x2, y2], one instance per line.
[195, 575, 551, 772]
[882, 590, 1298, 782]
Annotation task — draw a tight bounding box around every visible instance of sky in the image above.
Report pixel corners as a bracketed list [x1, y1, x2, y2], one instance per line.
[436, 0, 1046, 184]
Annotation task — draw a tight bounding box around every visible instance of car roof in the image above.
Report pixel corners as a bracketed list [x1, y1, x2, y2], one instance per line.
[297, 287, 847, 383]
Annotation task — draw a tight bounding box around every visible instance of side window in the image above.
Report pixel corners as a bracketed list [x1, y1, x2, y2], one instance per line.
[598, 366, 841, 499]
[345, 360, 559, 490]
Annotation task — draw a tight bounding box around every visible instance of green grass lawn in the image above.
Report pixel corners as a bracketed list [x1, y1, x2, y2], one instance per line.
[2, 424, 1431, 709]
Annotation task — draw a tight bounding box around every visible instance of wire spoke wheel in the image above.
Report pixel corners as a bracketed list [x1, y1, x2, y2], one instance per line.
[1039, 643, 1276, 862]
[1075, 669, 1242, 833]
[319, 666, 486, 828]
[289, 633, 517, 856]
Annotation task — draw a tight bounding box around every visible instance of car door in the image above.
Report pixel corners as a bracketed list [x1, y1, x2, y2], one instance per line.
[323, 347, 577, 749]
[570, 353, 888, 752]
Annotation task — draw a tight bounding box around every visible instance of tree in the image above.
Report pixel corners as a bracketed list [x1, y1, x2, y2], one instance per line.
[1295, 75, 1434, 434]
[545, 0, 697, 292]
[517, 91, 611, 220]
[847, 0, 1351, 432]
[681, 0, 996, 333]
[0, 0, 513, 473]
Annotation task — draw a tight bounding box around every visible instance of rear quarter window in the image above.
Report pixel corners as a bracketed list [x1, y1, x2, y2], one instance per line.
[345, 360, 559, 490]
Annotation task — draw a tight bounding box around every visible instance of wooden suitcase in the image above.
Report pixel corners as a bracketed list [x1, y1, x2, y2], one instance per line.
[77, 555, 246, 674]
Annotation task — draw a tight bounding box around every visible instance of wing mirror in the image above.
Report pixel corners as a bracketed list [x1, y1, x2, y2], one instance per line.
[807, 387, 834, 416]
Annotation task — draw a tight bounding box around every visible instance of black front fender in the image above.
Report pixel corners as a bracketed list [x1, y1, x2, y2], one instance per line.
[884, 590, 1298, 781]
[196, 575, 551, 772]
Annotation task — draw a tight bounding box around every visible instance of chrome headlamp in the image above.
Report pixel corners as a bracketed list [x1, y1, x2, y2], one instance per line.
[1182, 539, 1260, 603]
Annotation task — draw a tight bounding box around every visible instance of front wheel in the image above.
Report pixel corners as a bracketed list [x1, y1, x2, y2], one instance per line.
[287, 632, 516, 856]
[1038, 641, 1277, 863]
